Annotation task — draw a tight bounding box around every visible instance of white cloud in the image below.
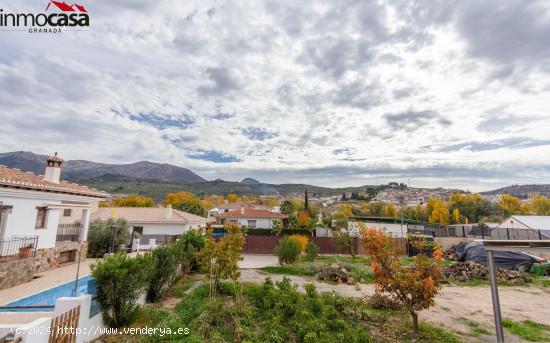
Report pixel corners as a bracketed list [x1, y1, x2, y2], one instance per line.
[0, 0, 549, 191]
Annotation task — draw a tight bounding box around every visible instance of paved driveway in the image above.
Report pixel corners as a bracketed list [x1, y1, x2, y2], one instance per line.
[239, 254, 278, 269]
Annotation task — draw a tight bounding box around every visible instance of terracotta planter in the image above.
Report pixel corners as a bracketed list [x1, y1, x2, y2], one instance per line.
[18, 247, 33, 258]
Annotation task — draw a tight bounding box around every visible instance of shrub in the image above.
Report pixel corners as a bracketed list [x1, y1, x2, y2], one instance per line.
[289, 234, 309, 252]
[87, 218, 131, 257]
[173, 230, 205, 273]
[333, 231, 356, 258]
[91, 253, 152, 328]
[305, 241, 320, 261]
[197, 223, 244, 299]
[274, 237, 301, 265]
[147, 245, 177, 302]
[362, 227, 443, 334]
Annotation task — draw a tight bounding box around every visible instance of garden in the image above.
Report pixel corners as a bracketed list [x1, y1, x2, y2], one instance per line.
[90, 224, 550, 343]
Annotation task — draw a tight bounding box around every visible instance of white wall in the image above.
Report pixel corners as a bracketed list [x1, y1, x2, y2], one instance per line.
[138, 221, 208, 235]
[348, 221, 407, 238]
[0, 188, 102, 249]
[233, 218, 274, 229]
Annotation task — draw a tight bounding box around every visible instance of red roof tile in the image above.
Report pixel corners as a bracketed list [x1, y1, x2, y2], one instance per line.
[0, 165, 107, 198]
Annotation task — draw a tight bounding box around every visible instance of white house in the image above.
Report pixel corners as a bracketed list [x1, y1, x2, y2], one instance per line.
[495, 215, 550, 239]
[91, 205, 213, 246]
[215, 206, 287, 229]
[0, 155, 108, 290]
[207, 202, 280, 219]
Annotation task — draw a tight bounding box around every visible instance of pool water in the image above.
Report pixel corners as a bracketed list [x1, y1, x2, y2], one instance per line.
[0, 275, 96, 312]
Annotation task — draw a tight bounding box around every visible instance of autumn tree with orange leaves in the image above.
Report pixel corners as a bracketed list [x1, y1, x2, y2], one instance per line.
[362, 227, 444, 333]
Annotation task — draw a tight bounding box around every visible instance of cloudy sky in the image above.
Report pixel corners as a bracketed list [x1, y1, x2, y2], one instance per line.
[1, 0, 550, 191]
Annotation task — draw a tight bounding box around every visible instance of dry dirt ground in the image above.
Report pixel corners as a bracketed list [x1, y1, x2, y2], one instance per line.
[240, 269, 550, 342]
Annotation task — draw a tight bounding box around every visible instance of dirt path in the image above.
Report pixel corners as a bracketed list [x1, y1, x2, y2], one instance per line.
[241, 269, 550, 340]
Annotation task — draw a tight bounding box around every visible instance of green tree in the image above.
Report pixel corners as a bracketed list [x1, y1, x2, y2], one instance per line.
[87, 218, 131, 257]
[147, 245, 177, 302]
[197, 223, 244, 300]
[333, 231, 356, 259]
[91, 253, 152, 328]
[368, 201, 385, 217]
[174, 201, 206, 217]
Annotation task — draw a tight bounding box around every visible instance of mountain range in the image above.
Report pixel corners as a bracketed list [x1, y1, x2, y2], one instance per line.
[1, 151, 549, 200]
[0, 151, 205, 184]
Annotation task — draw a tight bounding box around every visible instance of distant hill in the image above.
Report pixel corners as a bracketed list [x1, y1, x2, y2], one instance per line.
[0, 151, 206, 184]
[240, 178, 261, 185]
[481, 184, 550, 198]
[73, 174, 381, 200]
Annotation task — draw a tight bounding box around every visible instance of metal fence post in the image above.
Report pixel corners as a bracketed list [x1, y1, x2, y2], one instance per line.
[481, 227, 485, 239]
[539, 230, 542, 240]
[506, 228, 510, 240]
[487, 249, 505, 342]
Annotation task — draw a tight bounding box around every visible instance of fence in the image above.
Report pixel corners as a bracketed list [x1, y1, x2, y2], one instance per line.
[0, 236, 38, 263]
[139, 234, 181, 246]
[56, 223, 83, 242]
[408, 225, 550, 240]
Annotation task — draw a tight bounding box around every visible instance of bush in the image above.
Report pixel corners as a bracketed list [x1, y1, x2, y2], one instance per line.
[147, 245, 177, 302]
[274, 237, 301, 265]
[91, 253, 152, 328]
[305, 241, 320, 261]
[289, 234, 309, 252]
[87, 218, 131, 257]
[173, 230, 205, 273]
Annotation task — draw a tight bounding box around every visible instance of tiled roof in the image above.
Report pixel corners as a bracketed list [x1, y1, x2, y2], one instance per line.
[0, 165, 107, 198]
[215, 207, 287, 219]
[92, 207, 214, 224]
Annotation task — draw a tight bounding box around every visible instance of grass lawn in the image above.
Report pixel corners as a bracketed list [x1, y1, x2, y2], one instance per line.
[503, 319, 550, 342]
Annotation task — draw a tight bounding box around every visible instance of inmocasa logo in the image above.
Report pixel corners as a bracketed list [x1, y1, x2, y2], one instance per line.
[0, 1, 90, 34]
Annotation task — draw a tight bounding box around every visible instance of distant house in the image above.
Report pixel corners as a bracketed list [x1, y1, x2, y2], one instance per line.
[92, 205, 213, 246]
[495, 215, 550, 239]
[207, 202, 279, 219]
[0, 155, 108, 289]
[215, 206, 287, 229]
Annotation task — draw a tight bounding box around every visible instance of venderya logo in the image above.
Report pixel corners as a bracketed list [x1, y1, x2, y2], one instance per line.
[0, 1, 89, 34]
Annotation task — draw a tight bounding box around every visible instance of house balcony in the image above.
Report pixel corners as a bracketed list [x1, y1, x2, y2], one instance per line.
[56, 223, 83, 244]
[0, 236, 38, 263]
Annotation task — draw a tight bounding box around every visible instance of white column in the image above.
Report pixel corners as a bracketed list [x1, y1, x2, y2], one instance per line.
[80, 208, 91, 242]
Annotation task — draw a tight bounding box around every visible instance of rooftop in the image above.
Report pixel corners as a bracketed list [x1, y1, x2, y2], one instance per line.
[0, 165, 107, 198]
[508, 215, 550, 230]
[216, 207, 287, 219]
[92, 207, 214, 224]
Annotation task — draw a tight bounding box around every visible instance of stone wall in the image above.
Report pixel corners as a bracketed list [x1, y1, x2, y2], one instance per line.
[0, 257, 34, 290]
[0, 241, 88, 291]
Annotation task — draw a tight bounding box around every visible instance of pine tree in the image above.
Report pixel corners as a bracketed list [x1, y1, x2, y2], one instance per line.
[304, 188, 310, 213]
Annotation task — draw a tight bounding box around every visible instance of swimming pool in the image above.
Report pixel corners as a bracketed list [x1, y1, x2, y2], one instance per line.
[0, 275, 96, 312]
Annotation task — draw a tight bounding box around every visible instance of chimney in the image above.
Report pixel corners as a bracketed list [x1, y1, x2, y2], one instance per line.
[240, 206, 245, 215]
[165, 204, 172, 219]
[44, 153, 64, 184]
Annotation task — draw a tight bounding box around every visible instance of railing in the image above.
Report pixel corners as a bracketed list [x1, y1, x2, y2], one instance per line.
[139, 234, 181, 245]
[408, 225, 550, 240]
[56, 223, 83, 242]
[0, 236, 38, 263]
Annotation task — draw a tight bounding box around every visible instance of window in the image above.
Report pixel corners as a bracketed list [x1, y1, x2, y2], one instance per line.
[63, 209, 72, 217]
[35, 207, 47, 229]
[247, 220, 257, 228]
